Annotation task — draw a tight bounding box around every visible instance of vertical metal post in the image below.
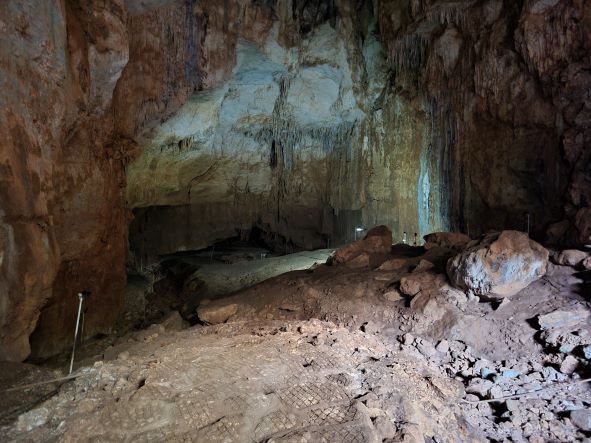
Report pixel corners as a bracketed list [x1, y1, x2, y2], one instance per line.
[80, 309, 85, 344]
[69, 292, 88, 374]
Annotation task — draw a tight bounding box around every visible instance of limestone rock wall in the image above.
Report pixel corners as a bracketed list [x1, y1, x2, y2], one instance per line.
[1, 0, 589, 361]
[0, 0, 130, 361]
[128, 0, 590, 262]
[377, 0, 590, 244]
[127, 0, 457, 261]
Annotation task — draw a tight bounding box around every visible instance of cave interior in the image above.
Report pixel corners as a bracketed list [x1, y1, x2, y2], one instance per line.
[1, 0, 591, 441]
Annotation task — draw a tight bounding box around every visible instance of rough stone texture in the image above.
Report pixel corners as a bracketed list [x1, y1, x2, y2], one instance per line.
[2, 237, 590, 441]
[332, 225, 392, 265]
[423, 232, 471, 251]
[0, 0, 273, 360]
[570, 409, 591, 432]
[126, 13, 391, 259]
[447, 231, 549, 298]
[400, 272, 442, 297]
[0, 321, 481, 442]
[377, 258, 408, 271]
[0, 0, 130, 360]
[553, 249, 588, 267]
[197, 303, 238, 325]
[538, 308, 590, 330]
[127, 0, 591, 262]
[378, 0, 590, 244]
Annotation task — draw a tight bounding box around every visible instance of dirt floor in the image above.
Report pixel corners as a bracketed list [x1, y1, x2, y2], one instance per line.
[1, 241, 591, 442]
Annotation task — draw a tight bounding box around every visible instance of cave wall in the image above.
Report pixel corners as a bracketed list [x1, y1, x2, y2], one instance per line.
[0, 0, 131, 361]
[127, 0, 455, 261]
[0, 0, 589, 361]
[377, 0, 590, 244]
[128, 0, 590, 262]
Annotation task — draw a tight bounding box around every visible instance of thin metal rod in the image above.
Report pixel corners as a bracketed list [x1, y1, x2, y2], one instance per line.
[69, 294, 85, 374]
[4, 374, 80, 392]
[80, 309, 85, 344]
[462, 377, 591, 404]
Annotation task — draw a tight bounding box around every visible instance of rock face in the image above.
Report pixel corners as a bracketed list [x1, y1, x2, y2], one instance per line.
[553, 249, 588, 267]
[379, 0, 590, 245]
[127, 0, 591, 263]
[1, 0, 590, 360]
[332, 225, 392, 266]
[447, 231, 549, 298]
[0, 0, 255, 360]
[0, 0, 130, 360]
[423, 232, 471, 251]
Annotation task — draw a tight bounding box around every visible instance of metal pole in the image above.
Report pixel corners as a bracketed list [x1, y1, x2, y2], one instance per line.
[69, 292, 88, 374]
[80, 309, 85, 344]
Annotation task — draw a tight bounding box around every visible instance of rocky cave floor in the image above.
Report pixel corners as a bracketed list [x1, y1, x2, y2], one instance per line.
[1, 235, 591, 442]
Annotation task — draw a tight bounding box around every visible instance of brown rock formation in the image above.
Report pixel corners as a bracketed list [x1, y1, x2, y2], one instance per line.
[0, 0, 130, 360]
[447, 230, 549, 298]
[332, 225, 392, 265]
[1, 0, 589, 361]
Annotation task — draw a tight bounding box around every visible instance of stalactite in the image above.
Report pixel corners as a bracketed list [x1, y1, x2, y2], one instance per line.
[424, 1, 474, 28]
[390, 34, 428, 77]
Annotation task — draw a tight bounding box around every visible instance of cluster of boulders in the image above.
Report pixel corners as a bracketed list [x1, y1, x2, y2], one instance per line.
[330, 225, 393, 268]
[332, 226, 589, 301]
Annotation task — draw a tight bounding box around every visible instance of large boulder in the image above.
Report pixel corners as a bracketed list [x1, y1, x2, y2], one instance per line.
[446, 231, 548, 298]
[332, 225, 392, 265]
